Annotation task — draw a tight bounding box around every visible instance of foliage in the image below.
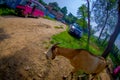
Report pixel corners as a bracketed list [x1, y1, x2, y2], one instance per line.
[77, 4, 88, 19]
[101, 0, 120, 59]
[77, 4, 88, 32]
[110, 53, 120, 66]
[64, 13, 77, 24]
[60, 6, 67, 16]
[93, 0, 117, 42]
[0, 7, 15, 16]
[76, 18, 88, 32]
[77, 2, 91, 49]
[49, 2, 60, 12]
[39, 0, 47, 6]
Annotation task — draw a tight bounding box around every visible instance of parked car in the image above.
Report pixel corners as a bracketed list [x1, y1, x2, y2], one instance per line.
[15, 0, 45, 18]
[68, 23, 83, 39]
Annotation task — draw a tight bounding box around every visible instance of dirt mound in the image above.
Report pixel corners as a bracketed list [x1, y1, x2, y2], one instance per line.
[0, 16, 72, 80]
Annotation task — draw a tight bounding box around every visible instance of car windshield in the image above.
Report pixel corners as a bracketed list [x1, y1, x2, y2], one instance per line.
[73, 23, 79, 27]
[72, 23, 82, 30]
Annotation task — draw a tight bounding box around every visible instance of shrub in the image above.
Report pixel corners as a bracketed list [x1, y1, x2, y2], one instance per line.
[0, 6, 16, 16]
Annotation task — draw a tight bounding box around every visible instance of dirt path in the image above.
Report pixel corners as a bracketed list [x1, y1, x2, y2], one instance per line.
[0, 16, 73, 80]
[0, 16, 111, 80]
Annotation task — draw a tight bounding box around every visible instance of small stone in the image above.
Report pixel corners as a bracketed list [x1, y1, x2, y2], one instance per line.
[24, 66, 31, 71]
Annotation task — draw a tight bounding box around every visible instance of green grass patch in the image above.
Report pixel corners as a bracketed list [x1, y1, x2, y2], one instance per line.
[50, 30, 103, 55]
[0, 7, 16, 16]
[54, 25, 63, 29]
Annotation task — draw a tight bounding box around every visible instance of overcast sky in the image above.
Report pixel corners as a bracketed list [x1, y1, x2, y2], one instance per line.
[43, 0, 85, 16]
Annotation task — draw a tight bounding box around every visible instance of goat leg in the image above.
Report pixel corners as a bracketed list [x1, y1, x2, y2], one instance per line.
[62, 73, 72, 80]
[62, 76, 67, 80]
[62, 72, 74, 80]
[70, 72, 74, 80]
[90, 74, 97, 80]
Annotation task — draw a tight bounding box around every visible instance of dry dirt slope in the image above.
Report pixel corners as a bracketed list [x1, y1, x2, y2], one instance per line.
[0, 16, 73, 80]
[0, 16, 112, 80]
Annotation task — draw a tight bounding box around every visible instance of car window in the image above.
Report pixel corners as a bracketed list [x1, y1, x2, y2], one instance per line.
[19, 0, 29, 5]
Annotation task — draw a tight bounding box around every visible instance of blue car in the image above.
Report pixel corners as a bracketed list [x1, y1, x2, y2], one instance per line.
[68, 23, 83, 39]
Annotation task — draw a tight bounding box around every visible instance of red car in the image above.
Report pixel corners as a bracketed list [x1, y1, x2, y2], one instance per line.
[16, 0, 45, 18]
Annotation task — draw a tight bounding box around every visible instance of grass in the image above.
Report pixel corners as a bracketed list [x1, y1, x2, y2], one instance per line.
[0, 7, 16, 16]
[50, 30, 103, 55]
[54, 25, 63, 29]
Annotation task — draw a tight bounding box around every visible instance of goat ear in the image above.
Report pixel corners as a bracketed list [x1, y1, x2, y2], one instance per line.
[51, 45, 56, 51]
[51, 42, 60, 52]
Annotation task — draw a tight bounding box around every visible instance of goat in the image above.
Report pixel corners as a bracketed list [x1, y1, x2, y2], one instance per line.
[45, 43, 107, 80]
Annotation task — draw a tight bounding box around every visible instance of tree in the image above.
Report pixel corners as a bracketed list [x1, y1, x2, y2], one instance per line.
[97, 7, 109, 42]
[77, 4, 88, 19]
[98, 0, 116, 42]
[61, 7, 68, 21]
[61, 7, 67, 16]
[39, 0, 47, 6]
[76, 18, 88, 32]
[65, 13, 77, 24]
[86, 0, 91, 49]
[102, 0, 120, 58]
[77, 0, 91, 49]
[93, 0, 117, 43]
[77, 4, 88, 32]
[101, 30, 110, 46]
[49, 2, 60, 12]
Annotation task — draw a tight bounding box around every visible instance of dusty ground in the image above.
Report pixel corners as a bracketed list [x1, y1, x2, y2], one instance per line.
[0, 16, 112, 80]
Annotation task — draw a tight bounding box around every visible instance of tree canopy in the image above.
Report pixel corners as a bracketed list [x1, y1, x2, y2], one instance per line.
[61, 6, 67, 16]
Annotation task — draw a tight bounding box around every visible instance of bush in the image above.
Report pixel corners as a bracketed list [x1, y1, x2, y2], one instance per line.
[0, 6, 16, 16]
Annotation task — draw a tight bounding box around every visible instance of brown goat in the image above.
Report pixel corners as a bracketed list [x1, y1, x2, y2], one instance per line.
[46, 44, 107, 79]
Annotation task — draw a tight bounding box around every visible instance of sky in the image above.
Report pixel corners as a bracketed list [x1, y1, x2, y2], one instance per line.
[43, 0, 85, 16]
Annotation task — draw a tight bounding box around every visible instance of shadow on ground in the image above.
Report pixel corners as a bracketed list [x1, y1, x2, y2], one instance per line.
[0, 28, 10, 42]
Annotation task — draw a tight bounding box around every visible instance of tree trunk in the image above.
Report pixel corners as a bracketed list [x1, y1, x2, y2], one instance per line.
[102, 0, 120, 58]
[101, 34, 109, 46]
[82, 9, 86, 33]
[97, 10, 109, 42]
[86, 0, 91, 49]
